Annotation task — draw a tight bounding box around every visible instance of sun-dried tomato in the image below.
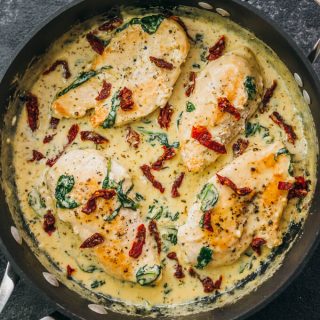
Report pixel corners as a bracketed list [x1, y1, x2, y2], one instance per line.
[148, 220, 161, 254]
[46, 151, 64, 167]
[167, 252, 185, 279]
[188, 267, 222, 292]
[80, 233, 105, 248]
[95, 80, 112, 101]
[201, 277, 216, 293]
[46, 124, 79, 167]
[232, 138, 249, 157]
[43, 210, 56, 236]
[82, 189, 116, 214]
[140, 164, 165, 193]
[171, 172, 185, 198]
[214, 275, 223, 289]
[49, 117, 60, 129]
[28, 150, 45, 162]
[270, 111, 297, 144]
[218, 97, 241, 120]
[278, 181, 293, 190]
[67, 265, 75, 279]
[119, 87, 134, 111]
[22, 92, 39, 132]
[43, 133, 56, 144]
[188, 267, 197, 277]
[126, 127, 140, 148]
[67, 124, 79, 144]
[98, 16, 123, 31]
[185, 71, 196, 97]
[216, 174, 252, 196]
[191, 126, 227, 154]
[158, 103, 173, 129]
[151, 146, 176, 170]
[251, 237, 266, 255]
[43, 60, 71, 79]
[202, 211, 213, 232]
[288, 176, 310, 200]
[169, 15, 193, 41]
[86, 32, 105, 55]
[260, 80, 277, 113]
[207, 35, 226, 61]
[80, 131, 108, 145]
[149, 56, 174, 70]
[129, 224, 146, 259]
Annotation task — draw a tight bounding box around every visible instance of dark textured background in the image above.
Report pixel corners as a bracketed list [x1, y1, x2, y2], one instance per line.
[0, 0, 319, 319]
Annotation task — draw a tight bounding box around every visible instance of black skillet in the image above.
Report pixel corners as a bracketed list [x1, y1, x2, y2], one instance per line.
[0, 0, 319, 319]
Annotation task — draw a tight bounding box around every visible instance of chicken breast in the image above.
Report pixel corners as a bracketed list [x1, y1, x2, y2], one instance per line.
[46, 149, 161, 284]
[179, 47, 264, 172]
[52, 16, 190, 127]
[178, 142, 294, 268]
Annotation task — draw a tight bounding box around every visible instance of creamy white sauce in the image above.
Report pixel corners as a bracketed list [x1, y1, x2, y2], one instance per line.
[4, 6, 317, 316]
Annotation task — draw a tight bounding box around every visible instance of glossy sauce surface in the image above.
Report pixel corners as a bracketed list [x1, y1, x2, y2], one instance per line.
[9, 6, 316, 315]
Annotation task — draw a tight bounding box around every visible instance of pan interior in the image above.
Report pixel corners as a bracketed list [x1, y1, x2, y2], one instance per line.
[1, 5, 317, 317]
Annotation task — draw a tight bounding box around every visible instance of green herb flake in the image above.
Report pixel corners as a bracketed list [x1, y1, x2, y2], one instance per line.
[28, 188, 46, 216]
[192, 63, 201, 69]
[163, 283, 172, 295]
[296, 198, 303, 212]
[135, 193, 145, 201]
[102, 90, 120, 128]
[244, 76, 256, 100]
[164, 210, 180, 221]
[200, 50, 207, 62]
[245, 122, 274, 143]
[186, 101, 196, 112]
[147, 204, 163, 220]
[141, 118, 152, 124]
[198, 183, 219, 212]
[176, 111, 183, 128]
[138, 129, 179, 148]
[245, 122, 261, 137]
[78, 265, 98, 273]
[274, 147, 289, 160]
[101, 38, 111, 47]
[55, 175, 79, 209]
[239, 256, 255, 274]
[104, 206, 121, 222]
[162, 227, 178, 245]
[147, 200, 179, 221]
[288, 162, 294, 176]
[195, 247, 213, 269]
[90, 280, 106, 289]
[195, 33, 203, 42]
[199, 214, 204, 228]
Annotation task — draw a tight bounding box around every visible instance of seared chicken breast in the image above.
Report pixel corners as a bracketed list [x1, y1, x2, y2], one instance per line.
[178, 142, 294, 267]
[179, 47, 264, 172]
[52, 16, 190, 127]
[46, 149, 161, 284]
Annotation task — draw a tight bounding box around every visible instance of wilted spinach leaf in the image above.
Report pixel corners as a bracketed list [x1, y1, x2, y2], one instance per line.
[195, 247, 213, 269]
[55, 175, 79, 209]
[244, 76, 256, 100]
[198, 183, 219, 212]
[102, 90, 120, 128]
